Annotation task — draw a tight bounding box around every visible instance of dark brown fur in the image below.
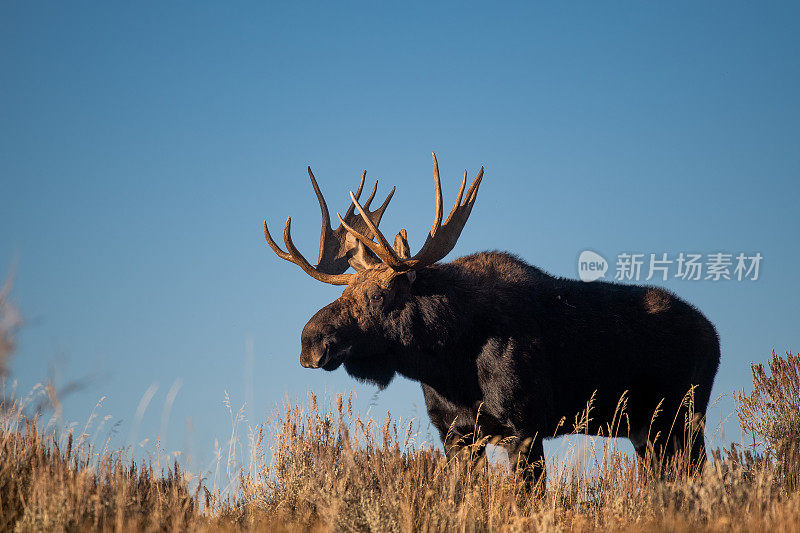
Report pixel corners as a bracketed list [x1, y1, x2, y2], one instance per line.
[299, 251, 720, 486]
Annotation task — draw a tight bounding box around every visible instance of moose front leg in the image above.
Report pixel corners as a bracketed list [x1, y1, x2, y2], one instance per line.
[422, 383, 491, 467]
[443, 429, 488, 467]
[505, 435, 545, 493]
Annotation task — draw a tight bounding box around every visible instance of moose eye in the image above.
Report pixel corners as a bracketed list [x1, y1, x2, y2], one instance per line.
[371, 291, 384, 302]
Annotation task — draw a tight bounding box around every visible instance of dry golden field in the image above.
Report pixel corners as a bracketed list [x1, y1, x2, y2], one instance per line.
[2, 282, 799, 532]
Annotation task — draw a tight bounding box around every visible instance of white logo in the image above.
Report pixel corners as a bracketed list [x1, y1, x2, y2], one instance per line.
[578, 250, 608, 282]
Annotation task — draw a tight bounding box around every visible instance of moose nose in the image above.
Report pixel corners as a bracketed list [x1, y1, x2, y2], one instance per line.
[300, 346, 330, 369]
[300, 351, 319, 368]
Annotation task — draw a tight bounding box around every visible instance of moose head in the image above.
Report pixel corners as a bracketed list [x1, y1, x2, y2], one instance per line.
[263, 153, 483, 385]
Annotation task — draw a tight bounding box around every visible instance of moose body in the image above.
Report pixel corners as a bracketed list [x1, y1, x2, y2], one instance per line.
[264, 154, 720, 486]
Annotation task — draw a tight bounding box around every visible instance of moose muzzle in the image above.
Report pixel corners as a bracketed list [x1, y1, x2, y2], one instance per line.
[300, 346, 328, 368]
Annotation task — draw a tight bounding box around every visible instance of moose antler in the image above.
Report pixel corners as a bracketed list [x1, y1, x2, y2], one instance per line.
[263, 167, 394, 285]
[337, 152, 483, 272]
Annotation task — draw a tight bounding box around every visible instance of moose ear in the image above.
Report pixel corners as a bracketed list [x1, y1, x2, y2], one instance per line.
[393, 229, 411, 259]
[406, 271, 417, 284]
[347, 239, 382, 272]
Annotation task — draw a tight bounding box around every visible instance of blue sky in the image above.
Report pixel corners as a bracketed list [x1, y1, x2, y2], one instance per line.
[2, 2, 798, 471]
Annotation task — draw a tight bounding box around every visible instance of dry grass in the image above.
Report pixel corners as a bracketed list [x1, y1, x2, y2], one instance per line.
[2, 353, 798, 532]
[230, 381, 800, 532]
[1, 283, 799, 531]
[0, 409, 199, 531]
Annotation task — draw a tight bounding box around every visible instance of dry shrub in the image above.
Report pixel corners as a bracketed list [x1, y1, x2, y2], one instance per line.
[737, 350, 800, 491]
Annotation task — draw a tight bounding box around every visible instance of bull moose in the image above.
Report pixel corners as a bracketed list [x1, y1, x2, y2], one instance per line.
[263, 153, 720, 487]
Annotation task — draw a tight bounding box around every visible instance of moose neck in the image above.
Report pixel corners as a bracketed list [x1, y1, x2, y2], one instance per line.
[393, 262, 493, 385]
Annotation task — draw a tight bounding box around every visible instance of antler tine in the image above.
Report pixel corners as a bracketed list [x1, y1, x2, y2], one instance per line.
[341, 177, 394, 229]
[464, 167, 483, 208]
[431, 152, 443, 238]
[307, 167, 333, 264]
[343, 171, 367, 220]
[343, 177, 394, 224]
[363, 179, 379, 209]
[263, 219, 292, 261]
[280, 217, 353, 285]
[445, 169, 468, 226]
[373, 185, 395, 226]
